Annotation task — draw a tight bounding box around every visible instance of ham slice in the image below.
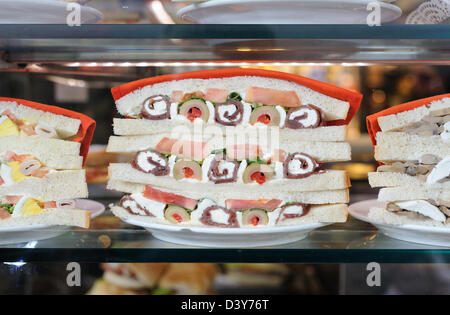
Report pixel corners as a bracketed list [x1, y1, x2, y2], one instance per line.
[1, 109, 22, 125]
[270, 149, 287, 163]
[3, 195, 23, 204]
[143, 186, 198, 210]
[0, 208, 11, 220]
[19, 124, 37, 136]
[245, 87, 301, 107]
[155, 137, 210, 160]
[170, 90, 184, 103]
[30, 168, 49, 178]
[205, 88, 229, 103]
[226, 144, 261, 161]
[226, 199, 283, 211]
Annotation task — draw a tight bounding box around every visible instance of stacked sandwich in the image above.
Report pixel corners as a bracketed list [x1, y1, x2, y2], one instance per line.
[367, 94, 450, 227]
[0, 98, 95, 228]
[107, 69, 362, 228]
[88, 263, 218, 295]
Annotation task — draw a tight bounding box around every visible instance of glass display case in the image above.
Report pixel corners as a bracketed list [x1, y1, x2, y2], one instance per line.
[0, 0, 449, 295]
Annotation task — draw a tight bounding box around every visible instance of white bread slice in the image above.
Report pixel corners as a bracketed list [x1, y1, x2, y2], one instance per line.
[0, 101, 81, 139]
[378, 97, 450, 132]
[115, 76, 350, 121]
[110, 203, 348, 227]
[0, 170, 88, 201]
[109, 163, 350, 193]
[0, 135, 82, 169]
[0, 209, 90, 228]
[107, 179, 349, 204]
[378, 187, 450, 202]
[113, 118, 348, 142]
[107, 135, 351, 162]
[368, 172, 450, 189]
[369, 207, 449, 228]
[374, 132, 450, 162]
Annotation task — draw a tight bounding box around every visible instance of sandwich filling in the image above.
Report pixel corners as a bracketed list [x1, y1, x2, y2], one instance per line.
[377, 154, 450, 185]
[393, 109, 450, 142]
[0, 151, 50, 186]
[131, 143, 322, 185]
[0, 195, 76, 220]
[117, 186, 313, 228]
[0, 110, 63, 139]
[386, 199, 450, 223]
[123, 87, 328, 130]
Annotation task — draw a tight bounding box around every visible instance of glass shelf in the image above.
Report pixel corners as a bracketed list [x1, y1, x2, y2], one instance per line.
[1, 215, 449, 264]
[1, 25, 449, 67]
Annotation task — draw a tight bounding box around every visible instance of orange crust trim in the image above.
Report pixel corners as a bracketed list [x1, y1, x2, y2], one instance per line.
[0, 97, 96, 165]
[111, 68, 363, 126]
[366, 93, 450, 147]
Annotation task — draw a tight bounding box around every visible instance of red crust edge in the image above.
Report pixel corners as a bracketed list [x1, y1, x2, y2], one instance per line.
[111, 68, 363, 126]
[0, 97, 96, 165]
[366, 93, 450, 147]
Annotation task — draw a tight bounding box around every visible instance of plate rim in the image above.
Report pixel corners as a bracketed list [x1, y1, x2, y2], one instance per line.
[178, 0, 403, 22]
[0, 0, 104, 24]
[124, 216, 329, 235]
[349, 199, 450, 234]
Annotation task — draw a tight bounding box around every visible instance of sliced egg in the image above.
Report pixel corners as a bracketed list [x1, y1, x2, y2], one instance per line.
[0, 163, 14, 185]
[12, 197, 43, 217]
[7, 161, 27, 183]
[0, 116, 19, 136]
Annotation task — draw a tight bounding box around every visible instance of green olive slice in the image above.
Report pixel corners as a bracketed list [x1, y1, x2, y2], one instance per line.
[242, 209, 269, 227]
[178, 99, 210, 122]
[164, 205, 190, 224]
[249, 106, 281, 126]
[242, 163, 274, 184]
[173, 159, 202, 180]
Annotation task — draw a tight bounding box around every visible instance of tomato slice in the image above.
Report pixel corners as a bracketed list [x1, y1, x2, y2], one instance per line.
[143, 186, 198, 210]
[225, 199, 282, 211]
[183, 167, 194, 178]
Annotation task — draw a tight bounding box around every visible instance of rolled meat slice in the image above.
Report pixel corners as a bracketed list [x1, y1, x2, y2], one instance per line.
[200, 205, 239, 228]
[132, 150, 169, 176]
[283, 152, 319, 179]
[141, 95, 170, 120]
[215, 100, 244, 126]
[276, 203, 311, 223]
[285, 105, 324, 129]
[120, 195, 154, 217]
[56, 199, 76, 209]
[207, 154, 239, 184]
[249, 106, 281, 126]
[19, 160, 41, 176]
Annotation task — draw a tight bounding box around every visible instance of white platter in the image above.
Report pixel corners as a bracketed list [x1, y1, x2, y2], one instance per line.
[124, 216, 328, 247]
[349, 199, 450, 247]
[0, 199, 105, 245]
[178, 0, 402, 24]
[0, 0, 103, 24]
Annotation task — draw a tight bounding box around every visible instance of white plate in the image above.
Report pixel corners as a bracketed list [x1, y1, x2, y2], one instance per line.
[0, 0, 103, 24]
[124, 217, 328, 247]
[349, 199, 450, 247]
[0, 199, 105, 245]
[178, 0, 402, 24]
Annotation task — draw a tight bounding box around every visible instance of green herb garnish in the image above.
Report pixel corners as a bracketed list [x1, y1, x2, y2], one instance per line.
[227, 92, 242, 101]
[211, 148, 226, 155]
[152, 287, 173, 295]
[0, 204, 14, 214]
